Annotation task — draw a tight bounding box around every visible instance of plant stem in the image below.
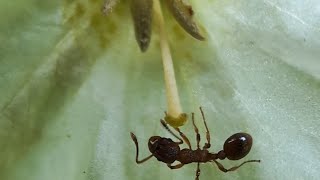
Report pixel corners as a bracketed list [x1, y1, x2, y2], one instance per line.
[154, 0, 187, 127]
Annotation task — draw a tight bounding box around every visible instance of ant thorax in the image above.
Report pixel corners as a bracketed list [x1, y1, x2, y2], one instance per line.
[177, 148, 211, 164]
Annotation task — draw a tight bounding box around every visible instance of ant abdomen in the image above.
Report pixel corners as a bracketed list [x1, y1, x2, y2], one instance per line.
[223, 133, 253, 160]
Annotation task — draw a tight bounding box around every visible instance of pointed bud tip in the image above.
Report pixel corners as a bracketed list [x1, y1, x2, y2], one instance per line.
[138, 39, 150, 52]
[194, 34, 205, 41]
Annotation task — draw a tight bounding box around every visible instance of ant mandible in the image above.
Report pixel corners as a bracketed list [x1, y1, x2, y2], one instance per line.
[130, 107, 260, 180]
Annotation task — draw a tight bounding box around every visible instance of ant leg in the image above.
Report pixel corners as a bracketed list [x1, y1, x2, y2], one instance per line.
[167, 163, 184, 169]
[160, 120, 183, 144]
[212, 159, 261, 172]
[192, 112, 201, 149]
[199, 107, 211, 149]
[130, 132, 153, 164]
[195, 162, 201, 180]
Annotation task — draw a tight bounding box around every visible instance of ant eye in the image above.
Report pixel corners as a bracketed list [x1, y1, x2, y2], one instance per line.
[148, 136, 161, 153]
[223, 133, 253, 160]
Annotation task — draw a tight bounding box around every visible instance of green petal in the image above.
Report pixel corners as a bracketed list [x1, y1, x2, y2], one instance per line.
[1, 0, 319, 180]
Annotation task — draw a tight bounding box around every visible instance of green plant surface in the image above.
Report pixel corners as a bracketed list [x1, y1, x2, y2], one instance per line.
[0, 0, 319, 180]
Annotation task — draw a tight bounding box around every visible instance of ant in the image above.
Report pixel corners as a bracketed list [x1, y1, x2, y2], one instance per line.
[130, 107, 260, 180]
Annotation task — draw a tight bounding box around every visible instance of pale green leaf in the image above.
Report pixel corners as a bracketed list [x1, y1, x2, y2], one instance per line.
[0, 0, 319, 180]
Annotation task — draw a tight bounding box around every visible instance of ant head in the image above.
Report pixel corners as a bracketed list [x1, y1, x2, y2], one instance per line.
[223, 133, 253, 160]
[148, 136, 162, 153]
[148, 136, 180, 164]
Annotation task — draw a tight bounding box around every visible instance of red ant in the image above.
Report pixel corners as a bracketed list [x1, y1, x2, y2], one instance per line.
[130, 107, 260, 180]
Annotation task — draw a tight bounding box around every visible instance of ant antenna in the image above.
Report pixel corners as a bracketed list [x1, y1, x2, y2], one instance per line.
[161, 118, 192, 149]
[212, 159, 261, 172]
[199, 107, 211, 149]
[130, 132, 153, 164]
[174, 127, 192, 149]
[191, 112, 201, 149]
[160, 120, 183, 144]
